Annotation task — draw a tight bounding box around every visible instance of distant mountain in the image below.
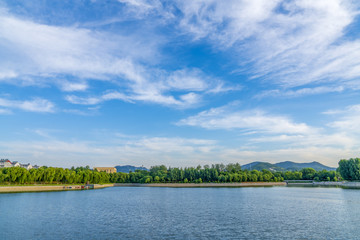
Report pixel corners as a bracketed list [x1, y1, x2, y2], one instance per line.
[115, 165, 149, 173]
[242, 161, 336, 172]
[242, 162, 284, 172]
[275, 161, 336, 171]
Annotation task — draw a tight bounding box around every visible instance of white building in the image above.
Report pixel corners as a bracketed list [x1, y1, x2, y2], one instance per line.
[20, 163, 33, 170]
[12, 161, 20, 167]
[0, 159, 12, 168]
[0, 159, 36, 170]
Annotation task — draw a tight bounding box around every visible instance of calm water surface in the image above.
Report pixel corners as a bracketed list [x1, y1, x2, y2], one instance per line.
[1, 186, 360, 239]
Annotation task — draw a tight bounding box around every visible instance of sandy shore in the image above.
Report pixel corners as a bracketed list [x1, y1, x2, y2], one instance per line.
[0, 184, 114, 193]
[114, 182, 286, 188]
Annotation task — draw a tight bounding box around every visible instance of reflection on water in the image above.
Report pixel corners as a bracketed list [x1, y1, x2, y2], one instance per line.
[1, 187, 360, 239]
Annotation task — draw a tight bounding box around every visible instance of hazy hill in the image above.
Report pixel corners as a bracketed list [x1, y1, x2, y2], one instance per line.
[115, 165, 149, 173]
[242, 161, 336, 172]
[241, 162, 284, 171]
[275, 161, 336, 171]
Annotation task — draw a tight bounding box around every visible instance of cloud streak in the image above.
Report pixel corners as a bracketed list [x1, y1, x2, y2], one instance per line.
[0, 133, 351, 168]
[176, 0, 360, 92]
[0, 97, 55, 113]
[325, 104, 360, 133]
[0, 9, 236, 109]
[65, 68, 237, 108]
[177, 103, 313, 135]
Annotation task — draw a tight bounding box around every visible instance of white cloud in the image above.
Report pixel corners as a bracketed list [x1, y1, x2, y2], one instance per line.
[177, 103, 313, 135]
[166, 68, 209, 91]
[118, 0, 162, 13]
[66, 90, 202, 108]
[58, 80, 88, 92]
[176, 0, 360, 90]
[0, 10, 162, 80]
[0, 97, 55, 113]
[63, 108, 99, 116]
[0, 10, 236, 108]
[65, 91, 131, 105]
[250, 132, 355, 149]
[177, 102, 360, 153]
[1, 133, 351, 168]
[65, 66, 237, 108]
[177, 0, 280, 45]
[0, 134, 219, 167]
[0, 108, 12, 114]
[326, 104, 360, 133]
[0, 70, 17, 80]
[256, 86, 344, 99]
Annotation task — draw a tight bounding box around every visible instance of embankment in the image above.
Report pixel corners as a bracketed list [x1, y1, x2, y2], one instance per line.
[287, 181, 360, 189]
[114, 182, 286, 188]
[0, 182, 286, 193]
[0, 184, 114, 193]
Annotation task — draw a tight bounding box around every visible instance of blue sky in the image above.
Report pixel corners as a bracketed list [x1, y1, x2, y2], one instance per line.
[1, 0, 360, 168]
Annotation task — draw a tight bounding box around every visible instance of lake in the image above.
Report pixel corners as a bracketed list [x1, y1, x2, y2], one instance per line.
[1, 186, 360, 239]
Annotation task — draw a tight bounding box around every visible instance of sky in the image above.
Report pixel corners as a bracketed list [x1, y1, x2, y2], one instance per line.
[1, 0, 360, 168]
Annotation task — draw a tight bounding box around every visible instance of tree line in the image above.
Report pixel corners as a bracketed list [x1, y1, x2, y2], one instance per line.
[338, 158, 360, 180]
[0, 163, 342, 185]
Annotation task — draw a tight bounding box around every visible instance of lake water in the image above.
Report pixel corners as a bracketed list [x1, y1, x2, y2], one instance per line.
[1, 186, 360, 239]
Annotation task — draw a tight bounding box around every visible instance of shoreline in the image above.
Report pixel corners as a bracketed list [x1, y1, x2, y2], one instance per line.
[0, 182, 285, 193]
[7, 181, 360, 193]
[0, 184, 114, 193]
[9, 181, 360, 193]
[114, 182, 287, 188]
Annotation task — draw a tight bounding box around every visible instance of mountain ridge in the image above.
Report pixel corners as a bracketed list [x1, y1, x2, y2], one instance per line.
[242, 161, 336, 171]
[115, 165, 149, 173]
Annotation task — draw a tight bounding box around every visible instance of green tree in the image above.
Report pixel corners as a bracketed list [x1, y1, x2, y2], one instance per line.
[301, 168, 316, 180]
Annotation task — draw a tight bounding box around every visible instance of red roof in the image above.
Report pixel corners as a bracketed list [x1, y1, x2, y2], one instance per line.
[6, 160, 11, 163]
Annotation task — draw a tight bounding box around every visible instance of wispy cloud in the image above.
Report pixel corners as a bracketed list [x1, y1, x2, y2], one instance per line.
[118, 0, 165, 16]
[177, 0, 280, 45]
[66, 91, 200, 108]
[0, 9, 236, 109]
[325, 104, 360, 133]
[1, 132, 351, 168]
[177, 102, 313, 135]
[0, 108, 12, 114]
[0, 97, 55, 113]
[57, 80, 88, 92]
[63, 106, 100, 116]
[176, 0, 360, 91]
[250, 132, 354, 149]
[65, 91, 131, 105]
[255, 86, 344, 99]
[65, 68, 237, 108]
[177, 102, 360, 152]
[0, 9, 162, 80]
[0, 134, 219, 167]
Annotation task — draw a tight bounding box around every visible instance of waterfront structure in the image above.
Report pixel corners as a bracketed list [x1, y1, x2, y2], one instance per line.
[93, 167, 117, 173]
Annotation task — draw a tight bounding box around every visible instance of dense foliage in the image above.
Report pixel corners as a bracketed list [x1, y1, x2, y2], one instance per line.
[338, 158, 360, 180]
[0, 163, 340, 185]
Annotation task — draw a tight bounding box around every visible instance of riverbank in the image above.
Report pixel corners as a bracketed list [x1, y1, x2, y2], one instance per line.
[8, 181, 360, 193]
[287, 181, 360, 188]
[114, 182, 287, 188]
[0, 182, 286, 193]
[0, 184, 114, 193]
